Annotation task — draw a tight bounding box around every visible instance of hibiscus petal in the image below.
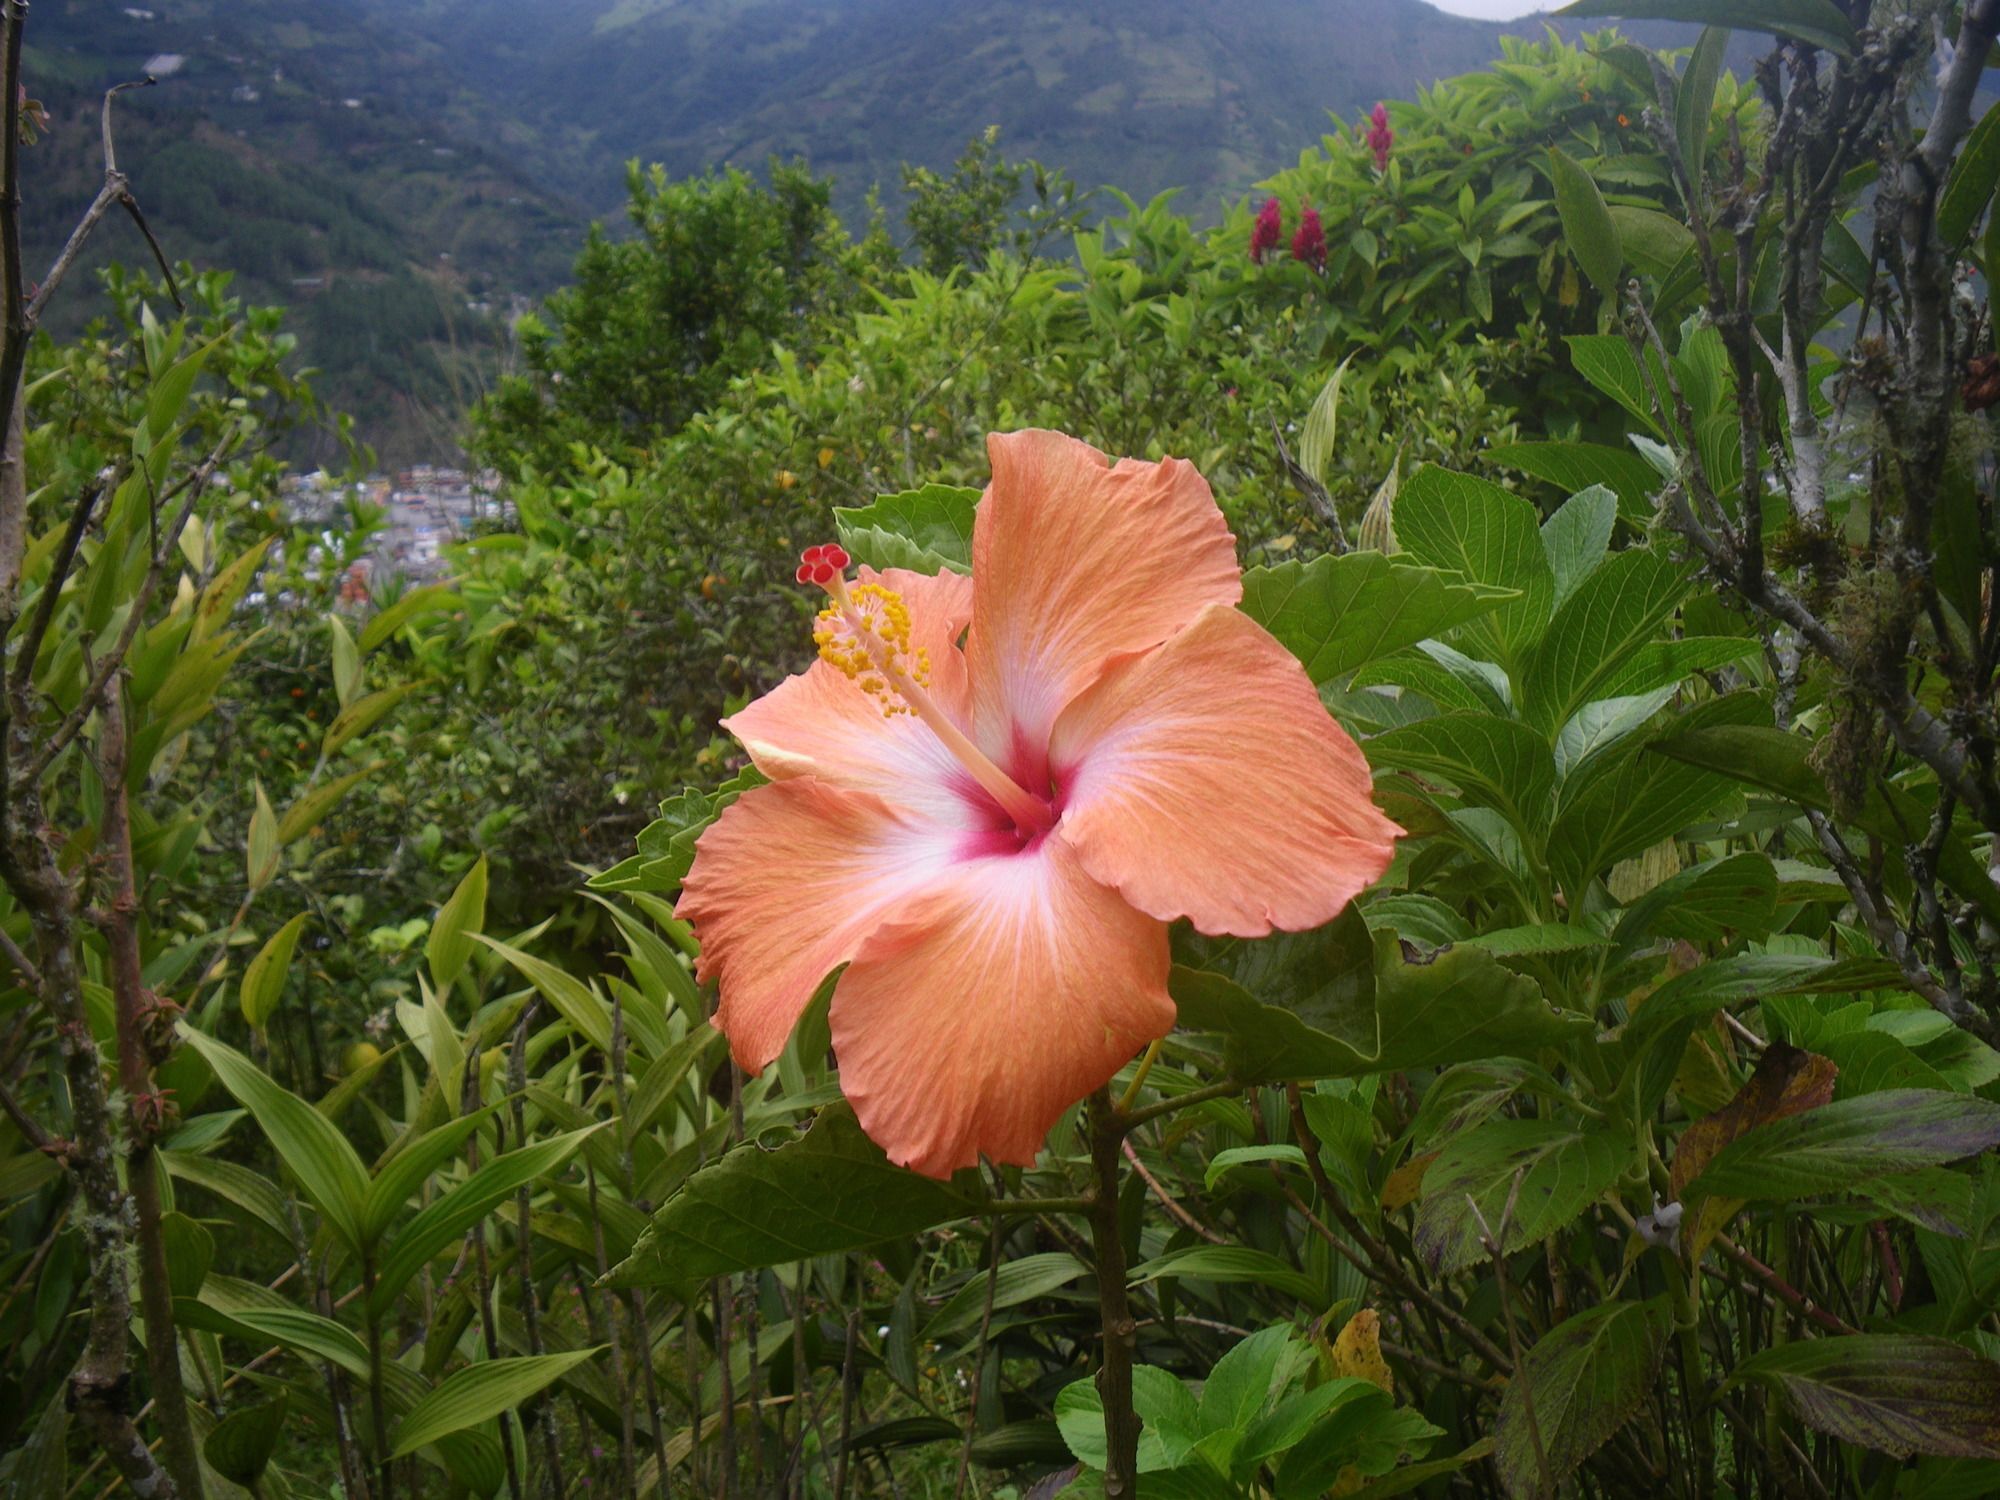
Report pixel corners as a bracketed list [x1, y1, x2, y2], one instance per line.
[966, 431, 1241, 782]
[1050, 603, 1401, 937]
[679, 778, 960, 1072]
[830, 836, 1173, 1177]
[723, 567, 985, 828]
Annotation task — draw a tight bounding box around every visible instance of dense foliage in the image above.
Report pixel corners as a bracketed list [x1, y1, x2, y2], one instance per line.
[6, 5, 2000, 1500]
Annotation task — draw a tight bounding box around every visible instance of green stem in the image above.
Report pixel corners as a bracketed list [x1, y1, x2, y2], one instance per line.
[1088, 1089, 1140, 1500]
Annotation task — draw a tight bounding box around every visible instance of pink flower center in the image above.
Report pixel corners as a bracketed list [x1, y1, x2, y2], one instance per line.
[799, 546, 1055, 840]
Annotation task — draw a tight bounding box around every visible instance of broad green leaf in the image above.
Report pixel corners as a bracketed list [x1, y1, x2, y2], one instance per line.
[922, 1251, 1087, 1341]
[1549, 147, 1622, 293]
[360, 1108, 496, 1244]
[1414, 1118, 1626, 1274]
[1372, 937, 1591, 1073]
[473, 933, 612, 1053]
[239, 913, 308, 1030]
[610, 1104, 984, 1288]
[204, 1396, 287, 1486]
[1608, 205, 1695, 277]
[391, 1350, 602, 1459]
[1941, 100, 2000, 247]
[1056, 1366, 1208, 1473]
[1675, 28, 1727, 201]
[328, 612, 361, 707]
[144, 340, 213, 446]
[175, 1295, 372, 1381]
[1627, 952, 1904, 1045]
[162, 1150, 292, 1243]
[1459, 924, 1610, 957]
[1393, 467, 1553, 672]
[359, 584, 460, 652]
[1520, 549, 1689, 732]
[1490, 441, 1660, 520]
[1239, 551, 1516, 686]
[246, 779, 279, 891]
[369, 1124, 604, 1316]
[1170, 967, 1376, 1083]
[1129, 1247, 1325, 1305]
[1553, 687, 1679, 792]
[1563, 336, 1660, 435]
[833, 483, 979, 574]
[178, 1027, 370, 1253]
[1539, 485, 1617, 608]
[160, 1210, 213, 1299]
[1555, 0, 1854, 54]
[1204, 1145, 1308, 1192]
[428, 857, 489, 994]
[1496, 1299, 1672, 1499]
[1727, 1336, 2000, 1460]
[1687, 1091, 2000, 1200]
[1650, 723, 2000, 925]
[1613, 851, 1777, 949]
[1200, 1324, 1300, 1433]
[277, 762, 383, 846]
[1366, 712, 1555, 835]
[321, 680, 424, 758]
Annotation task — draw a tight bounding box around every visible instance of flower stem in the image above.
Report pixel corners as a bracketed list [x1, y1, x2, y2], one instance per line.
[1088, 1088, 1141, 1500]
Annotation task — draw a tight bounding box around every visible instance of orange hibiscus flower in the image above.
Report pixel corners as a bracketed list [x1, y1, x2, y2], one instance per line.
[680, 430, 1400, 1176]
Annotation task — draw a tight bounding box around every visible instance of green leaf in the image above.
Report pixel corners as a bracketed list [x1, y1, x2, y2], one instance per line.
[922, 1251, 1087, 1341]
[1549, 147, 1622, 293]
[1520, 549, 1689, 733]
[144, 340, 213, 446]
[1372, 937, 1592, 1073]
[160, 1210, 214, 1299]
[473, 933, 612, 1053]
[162, 1150, 292, 1243]
[191, 536, 275, 644]
[359, 584, 460, 652]
[1727, 1336, 2000, 1460]
[1555, 0, 1854, 54]
[328, 612, 362, 707]
[428, 857, 489, 994]
[1675, 28, 1727, 201]
[1496, 1300, 1672, 1499]
[1540, 485, 1618, 609]
[833, 483, 979, 574]
[277, 762, 383, 846]
[1686, 1090, 2000, 1200]
[1056, 1366, 1207, 1473]
[204, 1396, 288, 1486]
[1564, 336, 1660, 434]
[1366, 712, 1555, 835]
[1941, 101, 2000, 247]
[178, 1027, 370, 1253]
[1414, 1118, 1626, 1274]
[1204, 1145, 1308, 1192]
[1239, 551, 1516, 686]
[1613, 851, 1777, 949]
[175, 1294, 371, 1381]
[239, 913, 308, 1030]
[1650, 722, 2000, 925]
[609, 1104, 984, 1288]
[1607, 206, 1695, 278]
[1490, 441, 1660, 521]
[359, 1108, 496, 1245]
[1393, 467, 1554, 673]
[1128, 1247, 1326, 1305]
[369, 1124, 605, 1317]
[1459, 924, 1611, 957]
[321, 680, 424, 758]
[1300, 357, 1351, 484]
[245, 779, 279, 891]
[391, 1351, 602, 1459]
[1171, 967, 1376, 1083]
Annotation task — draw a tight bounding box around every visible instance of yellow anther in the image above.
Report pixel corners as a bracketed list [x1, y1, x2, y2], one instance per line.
[815, 580, 928, 715]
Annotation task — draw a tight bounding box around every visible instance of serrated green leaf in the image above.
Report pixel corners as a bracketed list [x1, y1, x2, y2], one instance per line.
[1726, 1336, 2000, 1460]
[833, 483, 979, 574]
[1393, 467, 1553, 673]
[1687, 1091, 2000, 1200]
[1415, 1119, 1626, 1274]
[1496, 1299, 1672, 1499]
[1540, 485, 1618, 609]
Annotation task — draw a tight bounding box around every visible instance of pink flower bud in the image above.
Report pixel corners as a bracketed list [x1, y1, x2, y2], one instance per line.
[1249, 195, 1283, 264]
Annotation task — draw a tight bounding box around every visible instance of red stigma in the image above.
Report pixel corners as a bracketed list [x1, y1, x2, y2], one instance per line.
[803, 544, 826, 563]
[824, 544, 850, 569]
[795, 562, 815, 584]
[810, 561, 836, 585]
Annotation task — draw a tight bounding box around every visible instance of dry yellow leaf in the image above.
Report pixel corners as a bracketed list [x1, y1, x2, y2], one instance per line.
[1380, 1151, 1436, 1211]
[1329, 1309, 1394, 1396]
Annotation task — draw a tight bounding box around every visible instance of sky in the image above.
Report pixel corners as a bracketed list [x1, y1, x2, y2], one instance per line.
[1424, 0, 1550, 17]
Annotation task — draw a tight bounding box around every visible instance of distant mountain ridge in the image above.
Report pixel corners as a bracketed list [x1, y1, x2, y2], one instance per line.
[23, 0, 1716, 460]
